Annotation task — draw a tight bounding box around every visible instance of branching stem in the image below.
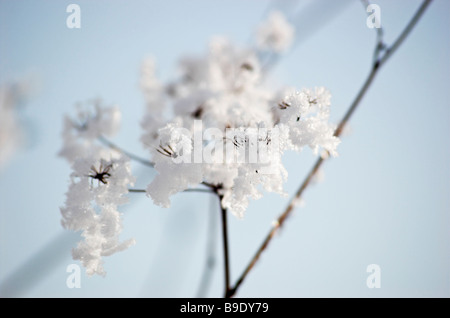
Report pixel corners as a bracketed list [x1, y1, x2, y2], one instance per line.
[98, 135, 154, 168]
[218, 193, 232, 298]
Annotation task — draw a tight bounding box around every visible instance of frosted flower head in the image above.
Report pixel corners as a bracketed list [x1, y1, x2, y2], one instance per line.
[256, 11, 295, 53]
[275, 87, 339, 156]
[71, 100, 120, 140]
[276, 87, 331, 124]
[207, 37, 263, 92]
[58, 8, 343, 279]
[139, 26, 339, 217]
[59, 100, 121, 163]
[147, 120, 204, 208]
[61, 154, 136, 276]
[60, 102, 136, 276]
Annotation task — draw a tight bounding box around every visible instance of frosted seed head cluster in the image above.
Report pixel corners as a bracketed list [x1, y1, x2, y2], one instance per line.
[60, 11, 340, 275]
[139, 13, 340, 218]
[256, 11, 295, 53]
[59, 100, 135, 276]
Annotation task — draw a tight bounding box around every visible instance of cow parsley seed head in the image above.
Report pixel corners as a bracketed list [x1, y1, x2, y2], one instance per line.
[60, 12, 340, 277]
[139, 16, 339, 217]
[58, 10, 342, 276]
[60, 102, 136, 276]
[256, 11, 295, 53]
[146, 120, 204, 207]
[61, 155, 136, 276]
[275, 87, 339, 156]
[59, 100, 121, 163]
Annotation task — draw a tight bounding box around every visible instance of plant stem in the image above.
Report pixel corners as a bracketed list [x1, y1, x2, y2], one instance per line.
[218, 194, 231, 298]
[128, 188, 214, 194]
[98, 135, 154, 167]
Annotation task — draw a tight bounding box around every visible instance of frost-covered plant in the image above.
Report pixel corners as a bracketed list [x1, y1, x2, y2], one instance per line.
[60, 12, 339, 276]
[55, 0, 433, 296]
[256, 10, 294, 53]
[59, 100, 135, 276]
[141, 40, 339, 217]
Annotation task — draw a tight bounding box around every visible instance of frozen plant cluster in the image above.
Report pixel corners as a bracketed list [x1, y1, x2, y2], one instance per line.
[59, 100, 136, 276]
[141, 13, 339, 218]
[256, 10, 295, 53]
[60, 11, 340, 275]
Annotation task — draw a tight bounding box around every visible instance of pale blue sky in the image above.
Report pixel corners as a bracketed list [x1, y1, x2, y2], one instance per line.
[0, 0, 449, 297]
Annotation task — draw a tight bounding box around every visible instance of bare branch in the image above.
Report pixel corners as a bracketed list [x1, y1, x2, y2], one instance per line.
[128, 188, 214, 194]
[218, 194, 232, 298]
[379, 0, 432, 66]
[98, 135, 154, 168]
[361, 0, 386, 63]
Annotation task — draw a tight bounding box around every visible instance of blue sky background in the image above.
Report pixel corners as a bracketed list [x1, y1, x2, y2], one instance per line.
[0, 0, 449, 297]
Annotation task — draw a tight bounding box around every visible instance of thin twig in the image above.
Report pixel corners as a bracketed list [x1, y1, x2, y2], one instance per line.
[379, 0, 432, 66]
[126, 188, 148, 193]
[98, 135, 155, 167]
[227, 0, 433, 298]
[361, 0, 386, 63]
[128, 188, 214, 194]
[218, 194, 232, 298]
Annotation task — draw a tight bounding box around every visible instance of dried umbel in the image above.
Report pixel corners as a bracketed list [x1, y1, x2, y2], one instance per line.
[60, 11, 339, 275]
[141, 42, 339, 217]
[59, 101, 136, 276]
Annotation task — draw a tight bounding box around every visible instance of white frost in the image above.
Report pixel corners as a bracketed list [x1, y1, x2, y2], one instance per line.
[256, 11, 295, 53]
[59, 103, 135, 276]
[139, 19, 339, 217]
